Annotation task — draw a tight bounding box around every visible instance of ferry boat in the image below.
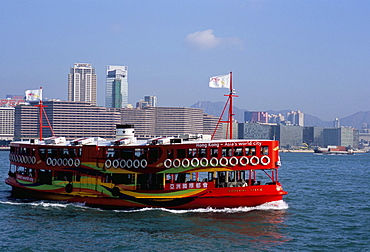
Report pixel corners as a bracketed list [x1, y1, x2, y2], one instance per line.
[5, 76, 287, 209]
[5, 127, 286, 209]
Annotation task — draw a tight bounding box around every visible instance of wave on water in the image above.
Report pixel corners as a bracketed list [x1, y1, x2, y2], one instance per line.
[0, 199, 89, 210]
[0, 199, 288, 213]
[113, 200, 289, 214]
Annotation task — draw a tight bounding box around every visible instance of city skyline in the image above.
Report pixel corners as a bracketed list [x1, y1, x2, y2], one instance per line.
[1, 1, 369, 121]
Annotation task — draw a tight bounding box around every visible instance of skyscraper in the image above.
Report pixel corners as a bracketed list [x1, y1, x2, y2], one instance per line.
[68, 63, 97, 105]
[105, 65, 128, 108]
[144, 95, 157, 107]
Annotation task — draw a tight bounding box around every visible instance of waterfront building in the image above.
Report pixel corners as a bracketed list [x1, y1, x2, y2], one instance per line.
[144, 95, 157, 107]
[203, 114, 223, 139]
[303, 127, 324, 147]
[110, 107, 221, 139]
[323, 127, 358, 148]
[238, 122, 274, 140]
[105, 65, 128, 108]
[68, 63, 97, 105]
[14, 101, 120, 140]
[0, 107, 15, 140]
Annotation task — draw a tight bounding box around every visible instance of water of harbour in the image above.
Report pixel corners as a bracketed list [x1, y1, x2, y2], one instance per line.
[0, 151, 369, 251]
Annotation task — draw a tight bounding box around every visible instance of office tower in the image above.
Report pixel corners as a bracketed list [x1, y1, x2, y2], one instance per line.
[334, 118, 340, 128]
[144, 95, 157, 107]
[105, 65, 128, 108]
[68, 63, 97, 105]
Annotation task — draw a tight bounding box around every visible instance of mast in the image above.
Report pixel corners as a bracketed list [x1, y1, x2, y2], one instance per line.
[33, 87, 55, 140]
[211, 72, 238, 140]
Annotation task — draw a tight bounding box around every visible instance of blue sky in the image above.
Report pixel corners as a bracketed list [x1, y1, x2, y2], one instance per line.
[1, 0, 369, 121]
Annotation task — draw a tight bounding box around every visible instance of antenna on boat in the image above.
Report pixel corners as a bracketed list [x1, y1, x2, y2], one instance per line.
[210, 72, 238, 140]
[33, 87, 55, 141]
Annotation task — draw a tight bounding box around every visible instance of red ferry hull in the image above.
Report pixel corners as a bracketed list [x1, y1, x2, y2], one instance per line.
[6, 177, 287, 210]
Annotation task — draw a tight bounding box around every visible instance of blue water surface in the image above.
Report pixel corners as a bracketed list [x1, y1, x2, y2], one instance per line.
[0, 151, 369, 251]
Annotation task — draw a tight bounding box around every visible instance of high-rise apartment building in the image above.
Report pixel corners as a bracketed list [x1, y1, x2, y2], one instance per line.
[244, 111, 268, 123]
[68, 63, 97, 106]
[286, 110, 304, 126]
[105, 65, 128, 108]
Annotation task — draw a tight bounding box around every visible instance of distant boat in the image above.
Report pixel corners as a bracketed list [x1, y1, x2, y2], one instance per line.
[314, 146, 354, 155]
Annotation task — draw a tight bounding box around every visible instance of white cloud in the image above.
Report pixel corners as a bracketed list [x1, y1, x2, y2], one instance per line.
[185, 29, 243, 50]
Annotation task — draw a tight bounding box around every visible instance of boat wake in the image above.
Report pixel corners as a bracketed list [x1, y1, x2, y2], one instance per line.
[0, 199, 288, 213]
[113, 200, 289, 213]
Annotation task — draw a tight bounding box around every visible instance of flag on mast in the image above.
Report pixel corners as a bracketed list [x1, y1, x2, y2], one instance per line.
[25, 88, 42, 101]
[209, 74, 230, 89]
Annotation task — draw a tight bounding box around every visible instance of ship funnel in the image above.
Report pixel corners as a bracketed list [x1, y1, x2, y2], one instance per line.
[116, 124, 135, 139]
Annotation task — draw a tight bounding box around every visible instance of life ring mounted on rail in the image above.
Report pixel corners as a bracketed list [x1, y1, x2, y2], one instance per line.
[250, 156, 259, 166]
[182, 158, 190, 168]
[133, 159, 141, 169]
[74, 159, 81, 167]
[200, 157, 209, 167]
[105, 159, 112, 169]
[239, 156, 249, 166]
[209, 157, 218, 167]
[219, 157, 228, 167]
[260, 155, 270, 165]
[191, 158, 199, 167]
[112, 159, 120, 169]
[173, 159, 181, 168]
[164, 159, 172, 169]
[229, 156, 238, 166]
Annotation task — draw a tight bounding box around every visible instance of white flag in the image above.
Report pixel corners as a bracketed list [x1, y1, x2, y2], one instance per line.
[209, 74, 230, 88]
[25, 89, 42, 101]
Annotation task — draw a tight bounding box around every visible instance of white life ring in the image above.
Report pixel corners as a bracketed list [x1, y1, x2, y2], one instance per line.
[46, 157, 52, 166]
[164, 159, 172, 169]
[57, 158, 63, 166]
[68, 158, 74, 166]
[63, 158, 68, 166]
[173, 159, 181, 168]
[140, 159, 148, 168]
[260, 155, 270, 165]
[191, 158, 199, 167]
[239, 156, 249, 166]
[229, 156, 238, 166]
[200, 157, 209, 167]
[181, 158, 190, 168]
[126, 159, 133, 168]
[219, 157, 228, 166]
[31, 156, 36, 164]
[120, 159, 126, 169]
[210, 157, 218, 167]
[74, 159, 80, 167]
[250, 156, 259, 166]
[52, 158, 57, 167]
[112, 159, 120, 168]
[105, 159, 112, 168]
[133, 159, 140, 169]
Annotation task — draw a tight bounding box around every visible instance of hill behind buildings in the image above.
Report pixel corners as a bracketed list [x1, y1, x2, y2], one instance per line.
[191, 101, 369, 129]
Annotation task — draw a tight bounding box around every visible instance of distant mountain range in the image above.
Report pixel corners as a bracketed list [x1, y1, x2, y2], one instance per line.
[191, 101, 370, 130]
